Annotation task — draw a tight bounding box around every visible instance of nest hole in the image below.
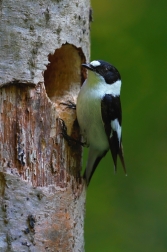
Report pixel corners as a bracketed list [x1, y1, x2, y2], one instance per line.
[44, 44, 86, 104]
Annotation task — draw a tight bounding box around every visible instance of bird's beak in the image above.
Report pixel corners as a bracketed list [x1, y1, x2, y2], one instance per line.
[82, 63, 94, 71]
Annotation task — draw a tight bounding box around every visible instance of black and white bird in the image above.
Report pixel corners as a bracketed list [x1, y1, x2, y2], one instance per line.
[76, 60, 126, 186]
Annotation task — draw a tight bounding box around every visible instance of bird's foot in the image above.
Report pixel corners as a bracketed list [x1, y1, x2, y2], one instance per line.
[59, 119, 86, 147]
[60, 100, 76, 110]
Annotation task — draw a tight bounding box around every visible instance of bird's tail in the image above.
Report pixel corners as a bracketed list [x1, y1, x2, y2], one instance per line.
[118, 143, 127, 175]
[109, 136, 126, 174]
[83, 148, 107, 186]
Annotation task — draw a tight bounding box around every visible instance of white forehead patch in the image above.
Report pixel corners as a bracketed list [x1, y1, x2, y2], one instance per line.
[90, 60, 101, 67]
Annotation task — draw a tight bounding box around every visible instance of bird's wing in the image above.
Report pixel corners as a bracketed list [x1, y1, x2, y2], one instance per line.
[101, 94, 126, 173]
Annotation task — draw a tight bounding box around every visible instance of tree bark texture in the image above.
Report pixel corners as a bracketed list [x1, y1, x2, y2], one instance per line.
[0, 0, 90, 251]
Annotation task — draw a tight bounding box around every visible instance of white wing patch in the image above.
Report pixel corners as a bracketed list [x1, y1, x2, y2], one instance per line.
[111, 119, 121, 145]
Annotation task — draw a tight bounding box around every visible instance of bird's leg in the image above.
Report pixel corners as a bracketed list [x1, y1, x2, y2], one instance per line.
[60, 100, 76, 110]
[59, 119, 86, 147]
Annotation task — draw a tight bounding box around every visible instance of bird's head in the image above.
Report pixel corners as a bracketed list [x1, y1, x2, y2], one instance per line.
[82, 60, 121, 85]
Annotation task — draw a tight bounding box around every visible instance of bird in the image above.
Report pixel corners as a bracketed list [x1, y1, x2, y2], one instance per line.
[76, 60, 126, 186]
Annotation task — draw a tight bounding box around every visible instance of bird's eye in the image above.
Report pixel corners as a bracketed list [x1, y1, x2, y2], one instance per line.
[93, 67, 98, 73]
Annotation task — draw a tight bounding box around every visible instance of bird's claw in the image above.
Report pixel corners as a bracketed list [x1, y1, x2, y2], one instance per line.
[60, 100, 76, 110]
[59, 118, 86, 147]
[59, 119, 73, 146]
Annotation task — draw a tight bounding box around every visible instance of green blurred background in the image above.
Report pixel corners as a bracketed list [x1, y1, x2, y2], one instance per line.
[84, 0, 167, 251]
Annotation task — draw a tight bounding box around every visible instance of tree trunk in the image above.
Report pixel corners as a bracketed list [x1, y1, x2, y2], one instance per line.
[0, 0, 90, 251]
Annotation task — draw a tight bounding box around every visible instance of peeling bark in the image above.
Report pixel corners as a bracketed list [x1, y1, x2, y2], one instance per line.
[0, 0, 90, 251]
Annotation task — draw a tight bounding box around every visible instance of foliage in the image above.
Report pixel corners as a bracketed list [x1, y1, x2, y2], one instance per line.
[85, 0, 167, 251]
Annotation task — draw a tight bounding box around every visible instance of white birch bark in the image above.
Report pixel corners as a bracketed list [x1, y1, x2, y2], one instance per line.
[0, 0, 90, 251]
